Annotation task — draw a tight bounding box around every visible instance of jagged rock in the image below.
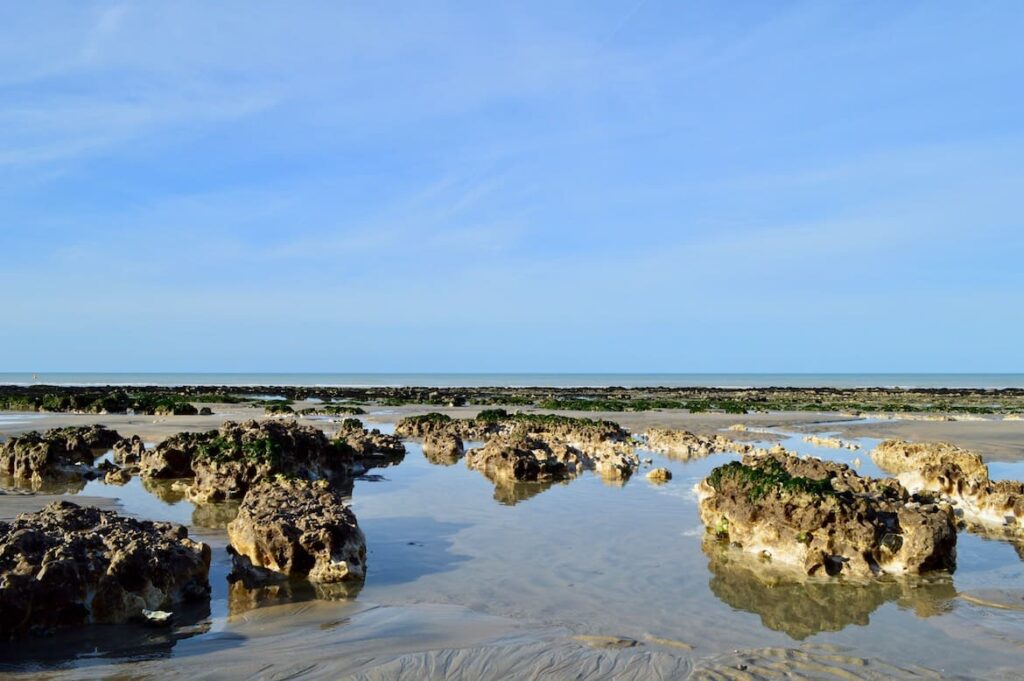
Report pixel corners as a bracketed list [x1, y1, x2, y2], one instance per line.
[422, 433, 464, 465]
[227, 479, 365, 585]
[696, 451, 957, 578]
[0, 501, 210, 637]
[112, 434, 146, 466]
[0, 426, 121, 480]
[644, 428, 750, 460]
[465, 434, 577, 482]
[395, 412, 491, 440]
[335, 418, 406, 468]
[186, 420, 352, 503]
[198, 407, 213, 416]
[647, 467, 672, 483]
[872, 439, 1024, 535]
[139, 431, 202, 479]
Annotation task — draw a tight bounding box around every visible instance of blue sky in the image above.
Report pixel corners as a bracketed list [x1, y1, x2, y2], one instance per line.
[2, 1, 1022, 372]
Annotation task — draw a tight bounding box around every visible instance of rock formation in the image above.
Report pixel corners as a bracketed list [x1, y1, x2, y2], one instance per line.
[334, 418, 406, 469]
[0, 501, 210, 637]
[872, 439, 1024, 536]
[646, 467, 672, 483]
[227, 479, 366, 585]
[0, 426, 121, 481]
[644, 428, 750, 460]
[803, 435, 860, 450]
[422, 432, 465, 465]
[696, 451, 957, 578]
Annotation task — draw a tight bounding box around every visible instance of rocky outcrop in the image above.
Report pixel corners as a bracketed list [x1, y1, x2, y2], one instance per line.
[227, 479, 366, 585]
[335, 418, 406, 468]
[644, 428, 750, 460]
[422, 432, 464, 465]
[0, 501, 210, 637]
[803, 435, 860, 450]
[0, 426, 121, 481]
[696, 451, 957, 578]
[646, 467, 672, 483]
[186, 420, 352, 503]
[139, 431, 203, 479]
[465, 432, 638, 483]
[112, 434, 146, 467]
[395, 412, 491, 440]
[872, 439, 1024, 536]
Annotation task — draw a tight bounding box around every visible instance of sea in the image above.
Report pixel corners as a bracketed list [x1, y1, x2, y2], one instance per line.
[0, 373, 1022, 388]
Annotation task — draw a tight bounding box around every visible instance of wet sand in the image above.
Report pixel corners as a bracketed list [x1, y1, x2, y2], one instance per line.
[3, 407, 1024, 679]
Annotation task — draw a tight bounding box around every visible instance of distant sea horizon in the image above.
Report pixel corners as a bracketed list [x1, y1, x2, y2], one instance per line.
[1, 373, 1023, 389]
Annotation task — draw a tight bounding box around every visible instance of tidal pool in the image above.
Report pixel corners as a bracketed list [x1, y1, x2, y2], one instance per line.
[2, 424, 1024, 679]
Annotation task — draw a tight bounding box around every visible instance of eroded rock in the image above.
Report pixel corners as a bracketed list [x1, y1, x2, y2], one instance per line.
[644, 428, 750, 460]
[227, 478, 366, 585]
[0, 501, 210, 637]
[422, 432, 465, 465]
[0, 426, 121, 481]
[696, 451, 957, 578]
[872, 439, 1024, 536]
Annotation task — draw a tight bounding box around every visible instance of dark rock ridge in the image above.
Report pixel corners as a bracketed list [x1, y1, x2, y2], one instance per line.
[227, 478, 365, 586]
[0, 501, 210, 637]
[5, 383, 1024, 415]
[696, 451, 958, 578]
[0, 426, 121, 480]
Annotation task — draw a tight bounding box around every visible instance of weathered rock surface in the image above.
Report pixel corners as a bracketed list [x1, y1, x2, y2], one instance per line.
[335, 418, 406, 468]
[804, 435, 860, 450]
[872, 439, 1024, 535]
[227, 479, 366, 585]
[465, 419, 639, 483]
[0, 501, 210, 637]
[696, 451, 957, 578]
[0, 426, 121, 480]
[112, 434, 146, 466]
[422, 432, 464, 465]
[644, 428, 750, 460]
[646, 467, 672, 483]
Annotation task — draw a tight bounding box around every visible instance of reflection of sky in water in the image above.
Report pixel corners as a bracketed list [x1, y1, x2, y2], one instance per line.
[9, 424, 1024, 677]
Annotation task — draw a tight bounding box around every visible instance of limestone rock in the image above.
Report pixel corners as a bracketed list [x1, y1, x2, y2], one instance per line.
[0, 501, 210, 637]
[422, 432, 465, 465]
[872, 439, 1024, 536]
[696, 451, 957, 578]
[644, 428, 750, 460]
[227, 479, 365, 585]
[646, 467, 672, 483]
[0, 426, 121, 480]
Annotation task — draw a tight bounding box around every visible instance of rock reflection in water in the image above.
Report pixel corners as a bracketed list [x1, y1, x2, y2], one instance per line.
[0, 473, 87, 495]
[228, 577, 362, 617]
[702, 538, 956, 640]
[0, 599, 213, 668]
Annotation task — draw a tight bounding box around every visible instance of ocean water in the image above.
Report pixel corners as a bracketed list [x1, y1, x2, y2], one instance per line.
[1, 372, 1023, 388]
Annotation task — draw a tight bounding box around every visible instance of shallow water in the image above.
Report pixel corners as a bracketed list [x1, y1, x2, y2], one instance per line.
[3, 424, 1024, 678]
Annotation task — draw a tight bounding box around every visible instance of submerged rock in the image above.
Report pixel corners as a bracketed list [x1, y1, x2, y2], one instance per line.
[0, 501, 210, 637]
[227, 478, 366, 585]
[696, 451, 957, 578]
[0, 425, 121, 481]
[872, 439, 1024, 536]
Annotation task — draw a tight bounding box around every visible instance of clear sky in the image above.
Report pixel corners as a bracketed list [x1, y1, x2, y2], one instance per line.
[2, 2, 1022, 372]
